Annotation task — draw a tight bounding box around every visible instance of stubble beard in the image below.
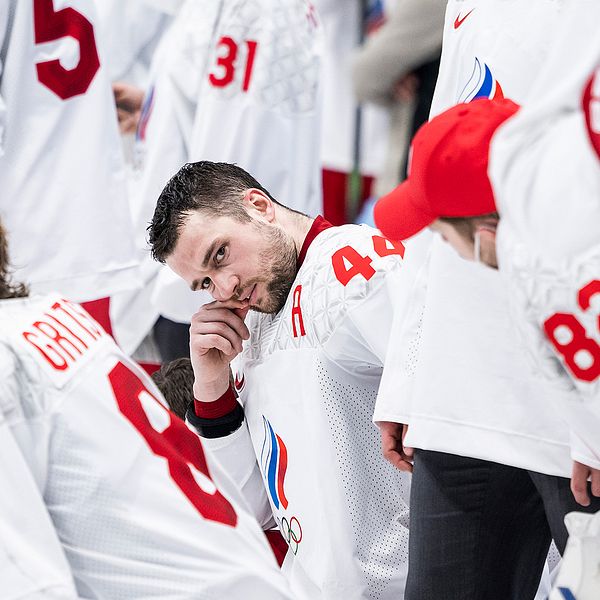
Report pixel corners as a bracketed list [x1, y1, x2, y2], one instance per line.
[251, 225, 298, 314]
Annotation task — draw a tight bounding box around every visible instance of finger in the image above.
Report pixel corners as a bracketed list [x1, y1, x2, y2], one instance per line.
[192, 307, 250, 340]
[591, 469, 600, 498]
[381, 429, 413, 468]
[192, 322, 244, 354]
[401, 424, 414, 458]
[383, 449, 414, 473]
[191, 332, 234, 356]
[571, 462, 591, 507]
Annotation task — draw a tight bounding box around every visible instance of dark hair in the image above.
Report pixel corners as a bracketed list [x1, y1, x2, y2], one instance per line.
[0, 221, 28, 300]
[148, 161, 279, 263]
[151, 357, 195, 421]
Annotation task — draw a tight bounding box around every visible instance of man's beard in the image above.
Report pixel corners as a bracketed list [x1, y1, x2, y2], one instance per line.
[250, 224, 298, 314]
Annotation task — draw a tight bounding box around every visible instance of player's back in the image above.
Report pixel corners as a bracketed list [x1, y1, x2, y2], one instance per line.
[0, 294, 292, 599]
[0, 0, 137, 300]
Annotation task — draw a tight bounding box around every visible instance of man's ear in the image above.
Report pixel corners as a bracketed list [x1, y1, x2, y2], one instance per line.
[242, 189, 276, 222]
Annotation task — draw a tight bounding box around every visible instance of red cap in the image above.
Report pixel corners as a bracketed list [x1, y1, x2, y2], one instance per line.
[375, 98, 519, 241]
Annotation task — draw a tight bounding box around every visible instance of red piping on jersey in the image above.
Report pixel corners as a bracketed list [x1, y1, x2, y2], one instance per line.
[194, 385, 238, 419]
[297, 215, 334, 268]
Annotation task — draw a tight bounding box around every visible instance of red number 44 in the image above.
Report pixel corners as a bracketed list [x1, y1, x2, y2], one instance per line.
[332, 235, 405, 286]
[544, 280, 600, 383]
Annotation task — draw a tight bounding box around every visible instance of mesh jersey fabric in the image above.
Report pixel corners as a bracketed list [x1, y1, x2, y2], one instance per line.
[202, 223, 411, 599]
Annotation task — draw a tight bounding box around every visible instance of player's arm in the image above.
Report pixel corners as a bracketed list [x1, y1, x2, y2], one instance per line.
[186, 301, 275, 528]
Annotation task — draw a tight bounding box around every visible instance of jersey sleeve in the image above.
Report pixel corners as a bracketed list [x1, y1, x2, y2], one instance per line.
[193, 417, 277, 531]
[372, 238, 431, 424]
[0, 347, 79, 600]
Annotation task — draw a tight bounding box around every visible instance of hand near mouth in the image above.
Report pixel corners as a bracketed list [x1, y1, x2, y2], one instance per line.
[190, 300, 251, 402]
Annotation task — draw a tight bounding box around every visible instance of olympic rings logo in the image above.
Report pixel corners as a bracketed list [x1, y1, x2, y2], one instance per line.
[279, 515, 303, 554]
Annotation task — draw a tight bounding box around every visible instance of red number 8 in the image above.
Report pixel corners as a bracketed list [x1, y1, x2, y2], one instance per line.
[543, 280, 600, 383]
[109, 361, 237, 527]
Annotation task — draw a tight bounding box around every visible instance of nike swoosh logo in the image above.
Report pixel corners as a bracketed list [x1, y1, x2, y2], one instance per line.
[454, 8, 475, 29]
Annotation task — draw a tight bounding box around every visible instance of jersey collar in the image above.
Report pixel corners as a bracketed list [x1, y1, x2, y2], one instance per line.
[297, 216, 334, 268]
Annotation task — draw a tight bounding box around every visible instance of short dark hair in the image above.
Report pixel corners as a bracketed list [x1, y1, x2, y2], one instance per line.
[148, 161, 279, 263]
[151, 357, 195, 420]
[0, 221, 28, 300]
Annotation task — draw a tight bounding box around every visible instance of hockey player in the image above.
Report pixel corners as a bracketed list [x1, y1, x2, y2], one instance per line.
[113, 0, 324, 358]
[0, 221, 293, 599]
[370, 1, 598, 598]
[0, 0, 139, 335]
[148, 161, 412, 599]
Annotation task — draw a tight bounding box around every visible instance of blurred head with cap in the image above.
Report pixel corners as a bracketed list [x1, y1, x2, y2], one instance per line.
[374, 98, 519, 268]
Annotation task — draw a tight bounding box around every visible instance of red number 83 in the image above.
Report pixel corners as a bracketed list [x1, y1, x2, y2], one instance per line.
[543, 280, 600, 383]
[108, 361, 237, 527]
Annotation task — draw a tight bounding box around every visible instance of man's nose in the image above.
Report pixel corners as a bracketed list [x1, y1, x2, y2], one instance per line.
[211, 272, 239, 302]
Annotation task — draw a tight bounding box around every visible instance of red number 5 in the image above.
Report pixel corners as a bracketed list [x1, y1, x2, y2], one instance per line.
[33, 0, 100, 99]
[109, 361, 237, 527]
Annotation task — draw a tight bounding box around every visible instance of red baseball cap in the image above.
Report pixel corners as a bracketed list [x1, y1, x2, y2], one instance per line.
[374, 98, 519, 241]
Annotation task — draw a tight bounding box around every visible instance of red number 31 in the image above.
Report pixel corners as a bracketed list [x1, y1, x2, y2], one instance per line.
[33, 0, 100, 99]
[109, 361, 237, 527]
[209, 36, 258, 92]
[544, 280, 600, 383]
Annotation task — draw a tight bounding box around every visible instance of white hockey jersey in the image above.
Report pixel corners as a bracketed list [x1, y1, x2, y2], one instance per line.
[373, 0, 574, 478]
[489, 1, 600, 466]
[0, 294, 293, 599]
[116, 0, 324, 338]
[1, 418, 79, 599]
[201, 220, 411, 599]
[0, 1, 138, 302]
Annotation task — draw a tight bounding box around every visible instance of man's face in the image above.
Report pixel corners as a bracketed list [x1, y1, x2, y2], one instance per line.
[166, 210, 297, 314]
[430, 219, 498, 269]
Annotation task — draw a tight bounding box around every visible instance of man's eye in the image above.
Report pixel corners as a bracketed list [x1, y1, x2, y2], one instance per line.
[216, 246, 226, 262]
[201, 277, 211, 290]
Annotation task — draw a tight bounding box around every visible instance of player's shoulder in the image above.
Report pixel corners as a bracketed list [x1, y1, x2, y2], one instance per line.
[302, 223, 406, 290]
[0, 294, 116, 392]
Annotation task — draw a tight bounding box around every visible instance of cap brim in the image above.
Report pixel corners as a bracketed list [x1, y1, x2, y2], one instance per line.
[374, 180, 437, 241]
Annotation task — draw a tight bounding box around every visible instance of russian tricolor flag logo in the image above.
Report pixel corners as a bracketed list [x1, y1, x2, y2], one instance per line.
[260, 417, 289, 510]
[459, 57, 504, 103]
